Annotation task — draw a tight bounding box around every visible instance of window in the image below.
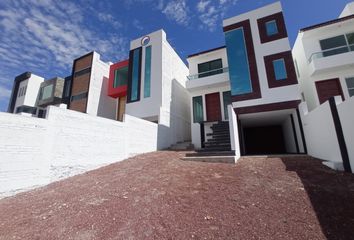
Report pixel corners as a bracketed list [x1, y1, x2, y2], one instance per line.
[294, 59, 300, 78]
[113, 66, 128, 88]
[197, 59, 223, 78]
[225, 27, 252, 96]
[347, 33, 354, 51]
[18, 87, 22, 97]
[128, 47, 142, 102]
[71, 92, 88, 101]
[222, 91, 231, 120]
[39, 84, 54, 100]
[346, 77, 354, 97]
[192, 96, 203, 123]
[74, 67, 91, 78]
[63, 76, 72, 98]
[15, 105, 37, 114]
[144, 46, 152, 98]
[320, 35, 348, 57]
[272, 59, 287, 80]
[23, 86, 27, 96]
[265, 20, 278, 36]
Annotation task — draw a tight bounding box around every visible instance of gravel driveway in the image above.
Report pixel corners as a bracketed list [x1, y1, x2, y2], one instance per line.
[0, 151, 353, 239]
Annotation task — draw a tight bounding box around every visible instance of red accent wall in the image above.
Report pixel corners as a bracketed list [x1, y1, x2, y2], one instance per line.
[108, 60, 129, 98]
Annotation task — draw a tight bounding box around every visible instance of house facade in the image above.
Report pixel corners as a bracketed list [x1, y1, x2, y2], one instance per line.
[187, 2, 305, 155]
[7, 72, 44, 116]
[292, 2, 354, 111]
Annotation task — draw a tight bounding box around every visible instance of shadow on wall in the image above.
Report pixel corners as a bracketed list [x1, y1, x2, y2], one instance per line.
[157, 79, 191, 149]
[281, 157, 354, 240]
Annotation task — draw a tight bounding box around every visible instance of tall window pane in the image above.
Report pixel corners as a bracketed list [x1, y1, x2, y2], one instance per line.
[129, 48, 141, 102]
[225, 27, 252, 96]
[272, 59, 287, 80]
[223, 91, 231, 120]
[144, 46, 152, 98]
[193, 96, 203, 123]
[346, 33, 354, 51]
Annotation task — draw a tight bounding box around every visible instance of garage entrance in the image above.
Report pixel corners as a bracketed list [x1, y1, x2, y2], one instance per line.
[243, 125, 286, 155]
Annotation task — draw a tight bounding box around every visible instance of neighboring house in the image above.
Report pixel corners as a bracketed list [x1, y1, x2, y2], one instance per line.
[36, 77, 65, 118]
[292, 2, 354, 111]
[67, 51, 117, 120]
[188, 2, 305, 155]
[7, 72, 44, 116]
[124, 30, 191, 148]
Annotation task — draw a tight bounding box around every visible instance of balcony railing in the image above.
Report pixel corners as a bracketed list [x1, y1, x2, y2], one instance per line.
[308, 44, 354, 63]
[187, 67, 229, 80]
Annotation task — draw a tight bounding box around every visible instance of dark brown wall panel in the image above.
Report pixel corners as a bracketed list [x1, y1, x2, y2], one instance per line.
[69, 98, 87, 113]
[71, 74, 90, 95]
[74, 54, 93, 71]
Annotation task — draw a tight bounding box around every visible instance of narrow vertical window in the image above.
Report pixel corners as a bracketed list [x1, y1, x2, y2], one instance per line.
[294, 59, 300, 78]
[144, 46, 152, 98]
[225, 27, 253, 96]
[272, 59, 287, 80]
[128, 47, 142, 102]
[193, 96, 203, 123]
[222, 91, 231, 120]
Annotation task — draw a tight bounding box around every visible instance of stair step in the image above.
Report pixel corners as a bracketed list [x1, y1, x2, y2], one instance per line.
[203, 146, 232, 151]
[205, 142, 231, 147]
[206, 138, 230, 143]
[181, 156, 235, 164]
[187, 150, 235, 157]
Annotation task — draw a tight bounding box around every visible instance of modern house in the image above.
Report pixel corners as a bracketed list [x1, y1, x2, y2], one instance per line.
[292, 2, 354, 111]
[187, 2, 305, 156]
[124, 30, 191, 148]
[7, 72, 44, 116]
[67, 51, 117, 120]
[36, 77, 65, 118]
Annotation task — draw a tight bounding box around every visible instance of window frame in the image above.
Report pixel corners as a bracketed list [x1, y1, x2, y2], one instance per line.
[192, 96, 204, 123]
[345, 77, 354, 97]
[197, 58, 223, 78]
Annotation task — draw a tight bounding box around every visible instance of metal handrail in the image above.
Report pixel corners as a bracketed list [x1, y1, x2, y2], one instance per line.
[187, 67, 229, 80]
[308, 44, 354, 63]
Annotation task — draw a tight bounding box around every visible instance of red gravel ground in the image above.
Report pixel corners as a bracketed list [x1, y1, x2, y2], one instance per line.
[1, 151, 354, 240]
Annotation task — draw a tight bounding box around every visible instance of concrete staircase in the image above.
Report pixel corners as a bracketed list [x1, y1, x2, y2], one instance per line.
[181, 121, 235, 163]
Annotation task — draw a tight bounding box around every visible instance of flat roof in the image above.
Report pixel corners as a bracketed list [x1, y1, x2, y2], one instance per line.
[300, 14, 354, 32]
[187, 46, 225, 59]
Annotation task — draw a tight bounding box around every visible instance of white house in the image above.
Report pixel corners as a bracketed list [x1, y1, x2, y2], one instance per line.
[187, 1, 305, 156]
[7, 72, 44, 116]
[292, 2, 354, 111]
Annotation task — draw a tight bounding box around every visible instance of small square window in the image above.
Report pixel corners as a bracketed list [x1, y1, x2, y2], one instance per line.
[272, 59, 287, 80]
[265, 20, 278, 36]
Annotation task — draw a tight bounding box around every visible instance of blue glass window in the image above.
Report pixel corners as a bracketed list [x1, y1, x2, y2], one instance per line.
[130, 48, 141, 102]
[272, 59, 287, 80]
[225, 27, 252, 96]
[193, 96, 203, 123]
[266, 20, 278, 36]
[144, 46, 152, 98]
[114, 66, 128, 88]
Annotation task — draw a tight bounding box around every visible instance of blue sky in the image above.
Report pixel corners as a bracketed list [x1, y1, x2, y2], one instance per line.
[0, 0, 351, 111]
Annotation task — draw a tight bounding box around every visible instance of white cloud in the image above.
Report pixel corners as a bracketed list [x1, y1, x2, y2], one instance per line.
[0, 85, 11, 99]
[196, 0, 239, 31]
[97, 13, 122, 29]
[162, 0, 189, 26]
[133, 19, 144, 30]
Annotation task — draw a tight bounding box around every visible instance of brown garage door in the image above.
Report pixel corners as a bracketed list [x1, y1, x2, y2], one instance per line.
[205, 92, 221, 122]
[315, 78, 344, 104]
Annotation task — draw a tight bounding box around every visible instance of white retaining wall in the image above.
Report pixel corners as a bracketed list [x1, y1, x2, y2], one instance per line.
[299, 96, 354, 171]
[228, 105, 241, 161]
[0, 105, 158, 197]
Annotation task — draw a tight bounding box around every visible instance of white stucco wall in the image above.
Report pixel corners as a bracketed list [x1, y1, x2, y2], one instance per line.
[228, 105, 240, 161]
[0, 105, 159, 198]
[336, 96, 354, 173]
[299, 100, 343, 170]
[87, 52, 117, 120]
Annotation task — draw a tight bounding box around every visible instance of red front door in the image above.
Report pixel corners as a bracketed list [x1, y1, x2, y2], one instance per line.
[205, 92, 221, 122]
[315, 78, 344, 104]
